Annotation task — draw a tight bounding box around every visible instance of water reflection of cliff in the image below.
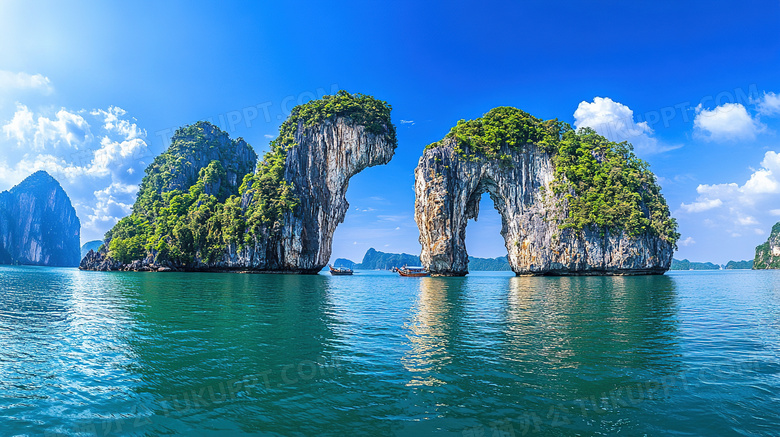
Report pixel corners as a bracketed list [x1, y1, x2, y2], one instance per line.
[503, 274, 681, 433]
[121, 272, 344, 435]
[402, 277, 462, 386]
[504, 275, 680, 375]
[396, 273, 681, 434]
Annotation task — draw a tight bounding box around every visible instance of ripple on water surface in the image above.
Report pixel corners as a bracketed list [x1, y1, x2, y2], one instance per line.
[1, 267, 779, 436]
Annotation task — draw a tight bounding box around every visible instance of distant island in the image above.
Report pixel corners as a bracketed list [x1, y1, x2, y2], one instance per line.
[80, 240, 103, 259]
[670, 258, 753, 270]
[0, 171, 81, 267]
[337, 252, 754, 272]
[334, 248, 512, 271]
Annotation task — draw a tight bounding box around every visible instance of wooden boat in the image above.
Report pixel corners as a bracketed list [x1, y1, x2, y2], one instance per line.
[329, 265, 354, 275]
[397, 266, 429, 277]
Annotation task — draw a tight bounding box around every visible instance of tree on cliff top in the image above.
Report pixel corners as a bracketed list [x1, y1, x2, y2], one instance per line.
[426, 106, 679, 246]
[102, 91, 395, 266]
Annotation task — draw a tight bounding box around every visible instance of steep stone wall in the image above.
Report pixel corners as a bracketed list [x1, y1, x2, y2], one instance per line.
[212, 117, 396, 272]
[0, 171, 81, 267]
[80, 116, 395, 273]
[414, 139, 673, 276]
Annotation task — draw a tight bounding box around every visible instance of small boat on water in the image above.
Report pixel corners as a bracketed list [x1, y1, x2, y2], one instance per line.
[397, 265, 429, 277]
[329, 265, 354, 275]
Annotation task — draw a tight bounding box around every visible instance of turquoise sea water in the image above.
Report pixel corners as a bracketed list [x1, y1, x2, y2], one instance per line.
[1, 266, 779, 436]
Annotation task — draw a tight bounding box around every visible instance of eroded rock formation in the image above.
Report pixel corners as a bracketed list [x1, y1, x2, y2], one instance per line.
[80, 92, 396, 274]
[216, 116, 396, 272]
[415, 139, 674, 276]
[0, 171, 81, 267]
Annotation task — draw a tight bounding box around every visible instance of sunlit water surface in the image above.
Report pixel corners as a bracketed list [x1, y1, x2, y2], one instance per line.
[1, 266, 779, 436]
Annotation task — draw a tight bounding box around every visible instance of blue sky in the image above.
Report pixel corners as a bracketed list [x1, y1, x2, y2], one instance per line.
[1, 1, 779, 264]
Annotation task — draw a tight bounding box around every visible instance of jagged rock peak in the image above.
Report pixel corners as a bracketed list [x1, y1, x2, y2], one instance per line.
[0, 171, 81, 267]
[134, 121, 258, 213]
[415, 107, 677, 276]
[9, 171, 66, 197]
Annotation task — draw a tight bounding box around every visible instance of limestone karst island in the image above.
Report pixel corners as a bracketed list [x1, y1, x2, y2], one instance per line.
[77, 95, 678, 276]
[3, 2, 780, 436]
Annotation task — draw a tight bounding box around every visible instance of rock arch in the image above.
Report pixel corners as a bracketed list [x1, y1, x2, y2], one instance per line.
[414, 139, 673, 276]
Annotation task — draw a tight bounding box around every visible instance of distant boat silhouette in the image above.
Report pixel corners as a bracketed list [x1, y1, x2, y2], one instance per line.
[397, 265, 429, 277]
[329, 265, 354, 275]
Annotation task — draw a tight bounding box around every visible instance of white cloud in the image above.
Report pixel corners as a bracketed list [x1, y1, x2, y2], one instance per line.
[678, 237, 695, 246]
[756, 91, 780, 116]
[264, 134, 274, 139]
[400, 120, 415, 125]
[0, 105, 152, 242]
[2, 104, 34, 143]
[679, 150, 780, 235]
[573, 97, 678, 155]
[693, 103, 764, 141]
[3, 104, 92, 151]
[0, 71, 54, 95]
[81, 182, 139, 232]
[680, 198, 723, 213]
[736, 215, 759, 226]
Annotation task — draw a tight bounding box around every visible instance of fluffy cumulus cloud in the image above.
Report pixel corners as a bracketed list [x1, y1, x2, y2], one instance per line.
[756, 92, 780, 116]
[3, 104, 92, 151]
[693, 103, 764, 141]
[573, 97, 677, 155]
[0, 104, 153, 242]
[678, 237, 695, 246]
[679, 151, 780, 236]
[0, 70, 54, 95]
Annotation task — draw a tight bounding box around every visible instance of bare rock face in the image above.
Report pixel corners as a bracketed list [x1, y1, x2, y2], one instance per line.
[415, 139, 673, 276]
[0, 171, 81, 267]
[217, 117, 396, 273]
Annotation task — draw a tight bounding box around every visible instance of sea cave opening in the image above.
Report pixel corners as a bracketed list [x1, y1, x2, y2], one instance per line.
[464, 192, 511, 270]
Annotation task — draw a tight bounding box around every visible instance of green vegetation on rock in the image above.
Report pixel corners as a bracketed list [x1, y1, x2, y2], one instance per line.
[280, 89, 396, 143]
[350, 248, 512, 271]
[426, 107, 560, 159]
[104, 124, 257, 265]
[133, 122, 255, 218]
[725, 260, 753, 269]
[102, 92, 395, 267]
[427, 107, 679, 246]
[754, 222, 780, 269]
[670, 259, 720, 270]
[356, 248, 420, 270]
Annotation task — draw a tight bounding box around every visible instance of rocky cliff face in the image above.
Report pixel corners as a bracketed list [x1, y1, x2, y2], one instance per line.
[80, 103, 396, 273]
[213, 117, 395, 272]
[0, 171, 81, 267]
[753, 222, 780, 269]
[415, 139, 673, 276]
